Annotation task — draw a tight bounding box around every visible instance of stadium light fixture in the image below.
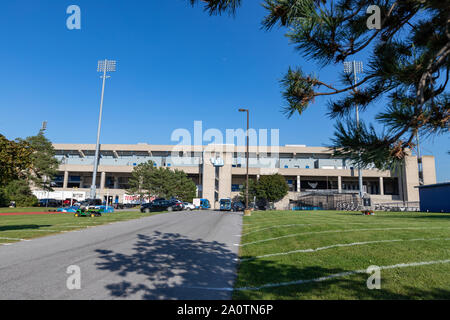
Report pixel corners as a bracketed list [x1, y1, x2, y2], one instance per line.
[344, 60, 364, 200]
[90, 59, 117, 200]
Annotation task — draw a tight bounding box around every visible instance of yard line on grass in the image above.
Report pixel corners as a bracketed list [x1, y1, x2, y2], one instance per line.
[237, 227, 450, 246]
[242, 222, 412, 235]
[243, 217, 373, 228]
[0, 237, 29, 241]
[239, 238, 450, 261]
[186, 259, 450, 292]
[243, 224, 313, 235]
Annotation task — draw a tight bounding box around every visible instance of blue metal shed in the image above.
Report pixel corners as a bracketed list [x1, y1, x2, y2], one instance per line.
[416, 182, 450, 213]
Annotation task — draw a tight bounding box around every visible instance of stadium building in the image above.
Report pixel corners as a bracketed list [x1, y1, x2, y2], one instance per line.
[36, 143, 437, 209]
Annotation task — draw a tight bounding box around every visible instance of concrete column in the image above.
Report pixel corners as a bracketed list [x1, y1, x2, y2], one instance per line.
[202, 151, 216, 207]
[63, 171, 69, 189]
[338, 176, 342, 193]
[100, 172, 106, 190]
[379, 177, 384, 195]
[297, 176, 301, 193]
[218, 152, 232, 201]
[114, 176, 119, 189]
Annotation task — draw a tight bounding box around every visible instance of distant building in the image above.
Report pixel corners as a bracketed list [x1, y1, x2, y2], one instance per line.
[416, 183, 450, 213]
[33, 143, 437, 209]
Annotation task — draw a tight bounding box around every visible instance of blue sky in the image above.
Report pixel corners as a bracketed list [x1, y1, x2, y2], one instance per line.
[0, 0, 448, 181]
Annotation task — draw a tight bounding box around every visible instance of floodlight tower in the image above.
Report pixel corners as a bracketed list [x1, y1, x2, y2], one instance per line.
[90, 59, 117, 199]
[344, 60, 364, 199]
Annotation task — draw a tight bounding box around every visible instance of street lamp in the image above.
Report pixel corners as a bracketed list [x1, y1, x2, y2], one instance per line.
[239, 108, 250, 214]
[344, 60, 364, 200]
[90, 59, 117, 199]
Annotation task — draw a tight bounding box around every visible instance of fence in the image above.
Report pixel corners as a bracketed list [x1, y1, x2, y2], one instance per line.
[290, 192, 361, 211]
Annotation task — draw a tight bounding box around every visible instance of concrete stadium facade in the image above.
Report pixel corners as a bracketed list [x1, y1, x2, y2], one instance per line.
[43, 143, 437, 209]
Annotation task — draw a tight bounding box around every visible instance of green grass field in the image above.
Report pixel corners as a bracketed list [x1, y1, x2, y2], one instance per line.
[0, 210, 160, 244]
[233, 210, 450, 300]
[0, 207, 51, 213]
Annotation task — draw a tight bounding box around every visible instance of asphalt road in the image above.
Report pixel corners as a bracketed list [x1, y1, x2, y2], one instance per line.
[0, 210, 242, 300]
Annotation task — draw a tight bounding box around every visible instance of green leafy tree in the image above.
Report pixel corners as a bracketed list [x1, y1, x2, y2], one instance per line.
[0, 188, 9, 207]
[127, 161, 156, 200]
[188, 0, 449, 168]
[128, 162, 197, 202]
[239, 179, 258, 202]
[256, 174, 289, 203]
[25, 129, 59, 191]
[241, 174, 289, 206]
[172, 170, 197, 202]
[3, 180, 38, 207]
[0, 134, 33, 187]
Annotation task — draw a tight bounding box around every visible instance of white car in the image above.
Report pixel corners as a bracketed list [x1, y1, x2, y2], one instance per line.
[183, 202, 196, 211]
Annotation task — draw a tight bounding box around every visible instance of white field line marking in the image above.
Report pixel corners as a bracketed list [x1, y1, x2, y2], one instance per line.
[23, 229, 59, 232]
[243, 217, 382, 228]
[239, 238, 450, 261]
[243, 224, 313, 235]
[187, 259, 450, 292]
[237, 227, 450, 247]
[0, 237, 29, 241]
[242, 222, 410, 235]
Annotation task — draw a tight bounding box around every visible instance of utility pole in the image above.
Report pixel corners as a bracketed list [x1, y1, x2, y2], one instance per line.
[90, 59, 117, 199]
[344, 60, 364, 200]
[416, 133, 424, 185]
[239, 108, 250, 215]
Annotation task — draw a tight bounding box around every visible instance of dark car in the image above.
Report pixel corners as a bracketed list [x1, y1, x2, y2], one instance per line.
[78, 198, 103, 209]
[39, 199, 62, 208]
[232, 201, 246, 212]
[140, 199, 183, 213]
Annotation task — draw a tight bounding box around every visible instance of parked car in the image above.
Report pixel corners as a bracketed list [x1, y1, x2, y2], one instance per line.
[78, 198, 103, 210]
[183, 202, 196, 211]
[39, 199, 62, 208]
[140, 199, 183, 213]
[220, 198, 232, 211]
[232, 201, 245, 212]
[63, 198, 78, 207]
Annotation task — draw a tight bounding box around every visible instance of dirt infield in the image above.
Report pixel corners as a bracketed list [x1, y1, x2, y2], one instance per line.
[0, 211, 60, 217]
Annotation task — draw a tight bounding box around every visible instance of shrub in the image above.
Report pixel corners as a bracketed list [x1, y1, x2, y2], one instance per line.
[3, 179, 38, 207]
[0, 188, 10, 207]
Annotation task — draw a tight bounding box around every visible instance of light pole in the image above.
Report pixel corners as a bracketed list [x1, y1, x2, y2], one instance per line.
[239, 108, 250, 214]
[90, 59, 117, 199]
[344, 60, 364, 200]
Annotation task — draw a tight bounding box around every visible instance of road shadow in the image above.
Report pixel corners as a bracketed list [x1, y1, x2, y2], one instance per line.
[234, 260, 450, 299]
[95, 232, 238, 300]
[0, 225, 52, 232]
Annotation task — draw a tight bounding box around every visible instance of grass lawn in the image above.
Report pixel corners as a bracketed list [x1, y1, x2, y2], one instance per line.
[0, 210, 161, 244]
[233, 210, 450, 300]
[0, 207, 53, 213]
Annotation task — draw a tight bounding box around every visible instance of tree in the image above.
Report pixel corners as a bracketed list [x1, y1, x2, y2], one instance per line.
[147, 168, 197, 201]
[128, 162, 197, 202]
[0, 134, 33, 187]
[3, 180, 38, 207]
[25, 129, 59, 191]
[188, 0, 449, 168]
[256, 174, 289, 203]
[172, 170, 198, 202]
[241, 174, 289, 206]
[127, 161, 156, 200]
